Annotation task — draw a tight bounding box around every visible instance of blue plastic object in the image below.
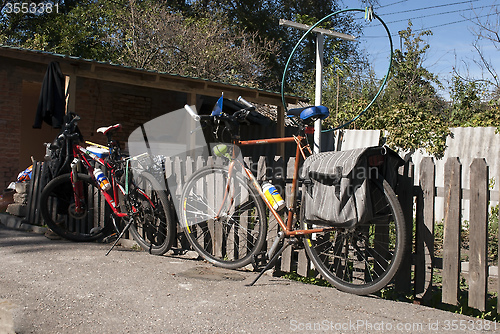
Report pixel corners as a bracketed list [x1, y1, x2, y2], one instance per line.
[287, 106, 329, 121]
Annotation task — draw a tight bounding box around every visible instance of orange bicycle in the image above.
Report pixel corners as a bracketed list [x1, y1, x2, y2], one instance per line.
[179, 99, 406, 295]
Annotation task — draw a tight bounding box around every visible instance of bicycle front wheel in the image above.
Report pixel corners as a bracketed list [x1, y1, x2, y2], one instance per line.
[180, 165, 267, 269]
[302, 178, 407, 295]
[127, 171, 175, 255]
[40, 173, 110, 242]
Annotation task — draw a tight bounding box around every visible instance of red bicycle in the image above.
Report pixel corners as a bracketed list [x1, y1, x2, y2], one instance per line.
[39, 114, 175, 255]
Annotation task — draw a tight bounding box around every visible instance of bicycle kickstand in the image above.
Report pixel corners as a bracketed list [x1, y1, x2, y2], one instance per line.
[105, 216, 134, 256]
[246, 237, 295, 287]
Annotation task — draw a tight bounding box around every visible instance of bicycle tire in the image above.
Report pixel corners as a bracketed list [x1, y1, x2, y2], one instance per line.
[302, 178, 406, 295]
[180, 165, 267, 269]
[127, 171, 175, 255]
[40, 173, 110, 242]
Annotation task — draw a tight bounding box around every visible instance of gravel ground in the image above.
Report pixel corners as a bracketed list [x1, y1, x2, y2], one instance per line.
[0, 223, 497, 334]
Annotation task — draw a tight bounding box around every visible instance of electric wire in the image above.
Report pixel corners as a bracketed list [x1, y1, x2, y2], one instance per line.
[374, 4, 493, 25]
[377, 0, 482, 16]
[376, 0, 411, 10]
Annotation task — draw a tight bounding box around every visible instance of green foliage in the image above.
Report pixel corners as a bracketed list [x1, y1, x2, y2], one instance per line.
[0, 0, 119, 60]
[375, 103, 450, 157]
[446, 75, 500, 131]
[280, 271, 332, 287]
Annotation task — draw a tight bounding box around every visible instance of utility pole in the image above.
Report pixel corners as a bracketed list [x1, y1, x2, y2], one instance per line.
[279, 19, 355, 153]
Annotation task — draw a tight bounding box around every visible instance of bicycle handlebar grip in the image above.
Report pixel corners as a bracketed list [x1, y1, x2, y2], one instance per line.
[237, 96, 254, 108]
[184, 105, 201, 121]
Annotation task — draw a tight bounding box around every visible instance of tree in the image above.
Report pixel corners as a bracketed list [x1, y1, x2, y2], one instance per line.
[110, 0, 279, 88]
[0, 0, 279, 89]
[467, 4, 500, 96]
[0, 1, 117, 60]
[448, 75, 485, 126]
[362, 22, 449, 156]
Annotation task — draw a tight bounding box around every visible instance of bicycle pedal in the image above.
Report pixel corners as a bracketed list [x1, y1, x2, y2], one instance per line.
[101, 233, 118, 243]
[251, 251, 268, 271]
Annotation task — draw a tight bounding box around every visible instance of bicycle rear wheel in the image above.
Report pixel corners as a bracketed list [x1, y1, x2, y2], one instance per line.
[302, 178, 406, 295]
[127, 171, 175, 255]
[40, 173, 110, 242]
[180, 165, 267, 269]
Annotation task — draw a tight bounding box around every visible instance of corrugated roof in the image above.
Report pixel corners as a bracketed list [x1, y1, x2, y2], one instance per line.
[0, 44, 306, 101]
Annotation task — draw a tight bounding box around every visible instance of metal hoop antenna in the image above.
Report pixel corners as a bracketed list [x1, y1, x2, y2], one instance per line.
[280, 8, 393, 132]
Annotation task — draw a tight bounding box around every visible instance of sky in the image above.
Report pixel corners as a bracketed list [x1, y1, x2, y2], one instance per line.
[338, 0, 499, 100]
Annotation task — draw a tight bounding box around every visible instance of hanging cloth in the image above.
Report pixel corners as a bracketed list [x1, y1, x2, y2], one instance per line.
[33, 61, 65, 129]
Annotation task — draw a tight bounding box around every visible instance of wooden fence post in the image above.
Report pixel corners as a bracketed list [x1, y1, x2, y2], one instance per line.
[256, 156, 269, 259]
[442, 157, 462, 305]
[415, 157, 435, 299]
[268, 156, 284, 273]
[281, 157, 295, 273]
[177, 156, 195, 249]
[173, 156, 183, 197]
[469, 158, 489, 311]
[395, 160, 414, 294]
[26, 161, 43, 226]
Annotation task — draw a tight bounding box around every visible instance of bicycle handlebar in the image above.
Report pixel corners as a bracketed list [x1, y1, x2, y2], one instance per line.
[237, 96, 253, 108]
[184, 97, 256, 124]
[47, 114, 81, 151]
[184, 105, 201, 121]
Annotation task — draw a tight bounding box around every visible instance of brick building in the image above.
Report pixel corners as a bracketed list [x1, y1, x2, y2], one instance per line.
[0, 45, 302, 188]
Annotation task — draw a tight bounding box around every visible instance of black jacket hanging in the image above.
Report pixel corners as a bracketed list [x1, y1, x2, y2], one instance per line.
[33, 61, 65, 129]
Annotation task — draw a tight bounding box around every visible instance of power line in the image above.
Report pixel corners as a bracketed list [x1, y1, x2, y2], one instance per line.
[364, 12, 497, 38]
[412, 12, 496, 33]
[384, 4, 493, 25]
[378, 0, 482, 16]
[364, 4, 495, 27]
[376, 0, 411, 10]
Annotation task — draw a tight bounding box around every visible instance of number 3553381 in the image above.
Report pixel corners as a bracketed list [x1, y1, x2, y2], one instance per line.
[3, 2, 60, 14]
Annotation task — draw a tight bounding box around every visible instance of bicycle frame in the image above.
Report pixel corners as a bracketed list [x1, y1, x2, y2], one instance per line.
[71, 144, 151, 219]
[227, 134, 336, 237]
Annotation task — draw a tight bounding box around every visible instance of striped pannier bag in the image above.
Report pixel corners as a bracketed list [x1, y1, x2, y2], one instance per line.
[301, 146, 403, 228]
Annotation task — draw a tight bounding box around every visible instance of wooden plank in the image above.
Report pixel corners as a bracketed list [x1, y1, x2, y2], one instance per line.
[435, 187, 498, 202]
[173, 157, 183, 197]
[267, 156, 284, 273]
[414, 157, 435, 299]
[256, 156, 268, 258]
[193, 156, 205, 251]
[33, 161, 43, 225]
[395, 160, 414, 293]
[257, 156, 268, 183]
[442, 157, 462, 305]
[276, 106, 285, 158]
[281, 157, 295, 273]
[468, 158, 489, 311]
[297, 247, 310, 277]
[26, 161, 40, 224]
[178, 156, 194, 249]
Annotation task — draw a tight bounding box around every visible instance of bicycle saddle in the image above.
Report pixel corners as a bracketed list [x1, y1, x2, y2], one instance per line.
[97, 124, 122, 136]
[287, 106, 329, 121]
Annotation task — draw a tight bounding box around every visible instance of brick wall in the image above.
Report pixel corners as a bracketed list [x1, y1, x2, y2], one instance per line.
[0, 64, 22, 189]
[0, 55, 187, 188]
[74, 78, 186, 152]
